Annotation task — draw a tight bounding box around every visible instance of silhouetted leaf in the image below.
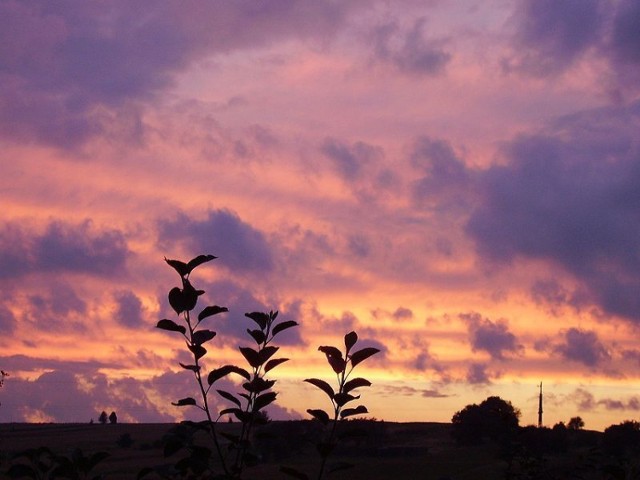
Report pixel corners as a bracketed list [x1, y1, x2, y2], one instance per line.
[318, 345, 342, 358]
[220, 407, 243, 417]
[192, 329, 216, 346]
[207, 365, 251, 385]
[198, 305, 228, 321]
[243, 377, 275, 393]
[264, 357, 288, 373]
[343, 377, 372, 393]
[188, 343, 207, 360]
[164, 258, 190, 277]
[245, 311, 269, 329]
[340, 405, 368, 419]
[258, 345, 279, 365]
[187, 254, 217, 272]
[272, 320, 298, 336]
[168, 281, 201, 314]
[163, 437, 185, 457]
[247, 328, 266, 344]
[307, 408, 330, 425]
[254, 391, 277, 411]
[304, 378, 335, 399]
[334, 392, 359, 407]
[319, 346, 346, 373]
[156, 319, 186, 335]
[239, 347, 260, 367]
[280, 466, 309, 480]
[179, 363, 200, 372]
[217, 390, 241, 408]
[344, 331, 358, 351]
[172, 397, 197, 407]
[350, 347, 380, 367]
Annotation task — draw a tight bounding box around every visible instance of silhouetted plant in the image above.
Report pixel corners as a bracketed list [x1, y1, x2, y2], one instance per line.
[7, 447, 109, 480]
[143, 254, 298, 479]
[281, 331, 380, 480]
[0, 369, 8, 388]
[108, 412, 117, 425]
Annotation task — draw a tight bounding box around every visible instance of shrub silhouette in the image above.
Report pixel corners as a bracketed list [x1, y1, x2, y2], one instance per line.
[602, 420, 640, 456]
[451, 396, 520, 445]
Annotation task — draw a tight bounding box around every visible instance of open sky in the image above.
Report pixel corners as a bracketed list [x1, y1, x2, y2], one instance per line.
[1, 0, 640, 431]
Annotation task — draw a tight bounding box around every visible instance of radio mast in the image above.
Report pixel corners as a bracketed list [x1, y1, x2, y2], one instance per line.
[537, 382, 543, 428]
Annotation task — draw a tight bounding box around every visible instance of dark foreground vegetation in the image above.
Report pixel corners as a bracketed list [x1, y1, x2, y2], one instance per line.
[1, 420, 640, 479]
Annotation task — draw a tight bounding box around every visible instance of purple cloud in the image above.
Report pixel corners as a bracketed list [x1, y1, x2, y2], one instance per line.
[0, 220, 129, 278]
[507, 0, 604, 75]
[113, 290, 145, 329]
[0, 1, 362, 148]
[0, 305, 17, 334]
[461, 312, 522, 360]
[320, 137, 383, 182]
[370, 18, 451, 75]
[158, 209, 273, 274]
[467, 102, 640, 323]
[554, 328, 611, 368]
[466, 362, 491, 384]
[410, 136, 472, 209]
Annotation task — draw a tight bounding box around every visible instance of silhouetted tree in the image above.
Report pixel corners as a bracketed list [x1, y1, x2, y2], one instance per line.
[451, 396, 520, 445]
[98, 411, 108, 424]
[602, 420, 640, 456]
[0, 370, 8, 387]
[567, 416, 584, 430]
[109, 411, 117, 424]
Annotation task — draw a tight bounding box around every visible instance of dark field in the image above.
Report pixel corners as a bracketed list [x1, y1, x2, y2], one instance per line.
[0, 421, 634, 479]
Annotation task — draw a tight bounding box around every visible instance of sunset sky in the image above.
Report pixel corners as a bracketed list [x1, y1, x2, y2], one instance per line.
[1, 0, 640, 431]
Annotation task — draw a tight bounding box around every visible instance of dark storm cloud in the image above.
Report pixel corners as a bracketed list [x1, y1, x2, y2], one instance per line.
[0, 220, 130, 279]
[159, 209, 274, 274]
[370, 17, 451, 75]
[467, 101, 640, 323]
[554, 328, 611, 368]
[0, 1, 361, 148]
[113, 290, 145, 329]
[460, 312, 522, 360]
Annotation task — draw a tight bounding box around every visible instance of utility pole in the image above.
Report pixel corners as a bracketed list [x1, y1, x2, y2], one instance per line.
[537, 382, 543, 428]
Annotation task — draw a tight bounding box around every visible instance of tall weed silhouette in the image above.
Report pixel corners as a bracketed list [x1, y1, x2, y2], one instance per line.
[141, 255, 297, 479]
[282, 331, 380, 480]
